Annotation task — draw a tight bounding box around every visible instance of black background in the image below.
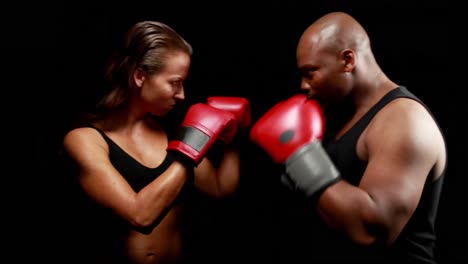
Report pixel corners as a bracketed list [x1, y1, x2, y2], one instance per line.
[13, 0, 463, 263]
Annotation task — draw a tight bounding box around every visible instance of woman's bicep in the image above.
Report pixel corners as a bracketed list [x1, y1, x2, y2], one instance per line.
[63, 128, 136, 214]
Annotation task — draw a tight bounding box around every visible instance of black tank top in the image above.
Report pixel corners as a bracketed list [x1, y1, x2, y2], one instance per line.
[278, 86, 445, 264]
[90, 126, 192, 193]
[65, 126, 194, 261]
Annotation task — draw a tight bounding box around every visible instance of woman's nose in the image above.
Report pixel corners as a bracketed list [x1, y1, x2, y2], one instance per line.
[175, 88, 185, 101]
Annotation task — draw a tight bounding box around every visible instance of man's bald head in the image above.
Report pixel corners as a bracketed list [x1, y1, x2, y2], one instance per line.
[297, 12, 371, 58]
[295, 12, 383, 106]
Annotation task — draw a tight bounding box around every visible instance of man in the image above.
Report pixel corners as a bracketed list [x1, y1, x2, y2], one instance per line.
[250, 11, 446, 263]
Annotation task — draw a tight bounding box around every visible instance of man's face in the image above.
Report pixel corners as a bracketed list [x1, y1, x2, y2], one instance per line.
[296, 44, 350, 107]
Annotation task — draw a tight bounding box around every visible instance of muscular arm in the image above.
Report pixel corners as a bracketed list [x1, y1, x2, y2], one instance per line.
[193, 143, 241, 198]
[191, 95, 249, 197]
[316, 100, 442, 246]
[63, 127, 190, 234]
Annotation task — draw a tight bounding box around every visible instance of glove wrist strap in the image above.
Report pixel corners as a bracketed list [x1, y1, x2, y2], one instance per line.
[284, 141, 341, 198]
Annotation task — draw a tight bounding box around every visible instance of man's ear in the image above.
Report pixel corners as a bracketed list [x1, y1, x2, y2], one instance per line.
[342, 49, 355, 72]
[133, 68, 145, 87]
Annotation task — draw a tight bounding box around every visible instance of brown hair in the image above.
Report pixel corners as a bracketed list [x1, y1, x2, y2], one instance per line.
[96, 21, 192, 117]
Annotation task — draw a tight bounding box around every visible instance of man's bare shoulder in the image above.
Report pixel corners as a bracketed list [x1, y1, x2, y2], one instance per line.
[366, 97, 444, 157]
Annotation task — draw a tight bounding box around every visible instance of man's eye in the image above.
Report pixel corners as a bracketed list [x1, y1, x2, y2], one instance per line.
[303, 72, 313, 79]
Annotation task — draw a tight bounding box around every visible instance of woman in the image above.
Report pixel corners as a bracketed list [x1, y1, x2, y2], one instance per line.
[62, 21, 248, 264]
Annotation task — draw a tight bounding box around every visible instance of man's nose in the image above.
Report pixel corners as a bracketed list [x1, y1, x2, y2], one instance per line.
[300, 79, 312, 94]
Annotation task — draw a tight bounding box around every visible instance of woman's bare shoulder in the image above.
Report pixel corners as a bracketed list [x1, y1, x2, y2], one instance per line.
[63, 126, 107, 155]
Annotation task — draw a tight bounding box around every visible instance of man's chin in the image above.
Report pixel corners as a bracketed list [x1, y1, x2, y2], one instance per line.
[322, 96, 348, 108]
[308, 96, 333, 108]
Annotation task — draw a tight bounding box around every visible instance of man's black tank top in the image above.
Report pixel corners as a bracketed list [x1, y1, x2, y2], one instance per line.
[329, 86, 445, 263]
[279, 86, 445, 264]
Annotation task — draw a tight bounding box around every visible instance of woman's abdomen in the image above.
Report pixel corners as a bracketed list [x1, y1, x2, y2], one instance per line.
[124, 206, 185, 264]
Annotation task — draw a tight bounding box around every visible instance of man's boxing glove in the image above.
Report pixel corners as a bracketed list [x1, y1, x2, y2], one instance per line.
[206, 96, 251, 130]
[167, 103, 237, 166]
[249, 94, 341, 197]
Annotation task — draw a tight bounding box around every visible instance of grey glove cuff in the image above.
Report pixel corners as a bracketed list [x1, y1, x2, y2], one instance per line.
[284, 141, 341, 197]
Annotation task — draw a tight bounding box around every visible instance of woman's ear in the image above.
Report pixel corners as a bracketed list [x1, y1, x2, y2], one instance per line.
[133, 68, 145, 87]
[342, 49, 355, 72]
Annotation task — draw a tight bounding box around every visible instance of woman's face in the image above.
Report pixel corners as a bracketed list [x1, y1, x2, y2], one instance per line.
[139, 50, 191, 116]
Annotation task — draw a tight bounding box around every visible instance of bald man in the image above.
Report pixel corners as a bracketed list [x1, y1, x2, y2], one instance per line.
[250, 12, 446, 263]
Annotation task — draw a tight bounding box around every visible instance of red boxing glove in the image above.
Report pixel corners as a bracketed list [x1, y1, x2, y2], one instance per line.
[167, 103, 237, 166]
[206, 96, 251, 129]
[250, 94, 340, 197]
[249, 94, 324, 163]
